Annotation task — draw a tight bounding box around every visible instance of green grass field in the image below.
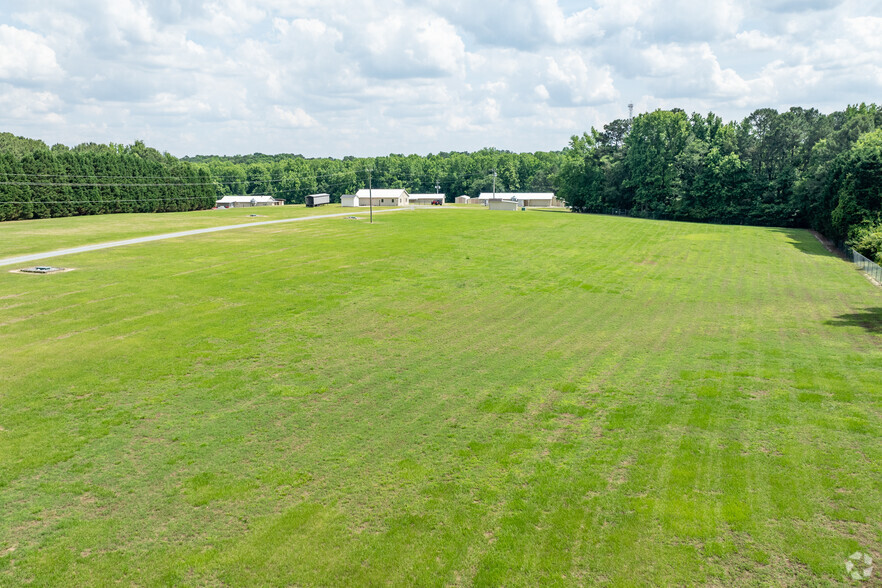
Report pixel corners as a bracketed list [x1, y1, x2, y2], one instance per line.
[0, 204, 359, 258]
[0, 209, 880, 585]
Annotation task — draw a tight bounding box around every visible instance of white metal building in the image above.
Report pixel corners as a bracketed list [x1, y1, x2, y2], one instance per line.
[216, 195, 284, 208]
[409, 194, 443, 205]
[354, 189, 409, 206]
[477, 192, 561, 207]
[341, 194, 360, 207]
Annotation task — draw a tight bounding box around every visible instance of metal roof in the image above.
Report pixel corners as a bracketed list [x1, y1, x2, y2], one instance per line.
[477, 192, 555, 200]
[355, 189, 409, 198]
[217, 195, 279, 203]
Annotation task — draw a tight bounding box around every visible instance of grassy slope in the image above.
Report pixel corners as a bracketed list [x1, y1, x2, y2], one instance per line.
[0, 204, 355, 258]
[0, 209, 880, 586]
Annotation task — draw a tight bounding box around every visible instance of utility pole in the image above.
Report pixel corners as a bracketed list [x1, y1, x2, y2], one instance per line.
[367, 168, 373, 224]
[435, 183, 440, 194]
[492, 169, 497, 200]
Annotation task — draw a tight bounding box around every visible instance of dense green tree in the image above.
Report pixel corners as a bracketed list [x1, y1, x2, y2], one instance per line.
[551, 104, 882, 238]
[557, 133, 603, 213]
[830, 129, 882, 240]
[625, 109, 690, 214]
[6, 104, 882, 239]
[0, 138, 214, 220]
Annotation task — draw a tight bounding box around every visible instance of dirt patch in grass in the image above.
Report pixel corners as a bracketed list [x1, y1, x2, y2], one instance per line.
[607, 457, 634, 486]
[809, 230, 846, 259]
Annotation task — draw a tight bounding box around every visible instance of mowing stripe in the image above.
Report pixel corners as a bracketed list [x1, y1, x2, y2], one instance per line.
[0, 208, 410, 268]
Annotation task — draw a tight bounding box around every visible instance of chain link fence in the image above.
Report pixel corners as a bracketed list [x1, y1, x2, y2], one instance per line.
[580, 205, 882, 284]
[838, 242, 882, 283]
[849, 249, 882, 283]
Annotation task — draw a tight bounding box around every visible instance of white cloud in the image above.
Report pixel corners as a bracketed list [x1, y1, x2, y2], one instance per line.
[201, 0, 266, 36]
[810, 16, 882, 68]
[0, 86, 65, 121]
[763, 0, 842, 13]
[733, 30, 786, 52]
[148, 93, 213, 116]
[636, 0, 743, 43]
[357, 10, 465, 78]
[0, 0, 880, 156]
[542, 51, 617, 106]
[0, 25, 63, 82]
[273, 105, 318, 128]
[101, 0, 156, 47]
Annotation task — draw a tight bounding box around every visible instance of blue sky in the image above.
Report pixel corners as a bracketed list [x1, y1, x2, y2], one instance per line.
[1, 0, 881, 157]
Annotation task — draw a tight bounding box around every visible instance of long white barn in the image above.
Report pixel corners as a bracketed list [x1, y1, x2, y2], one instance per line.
[477, 192, 561, 207]
[216, 195, 284, 208]
[354, 189, 409, 206]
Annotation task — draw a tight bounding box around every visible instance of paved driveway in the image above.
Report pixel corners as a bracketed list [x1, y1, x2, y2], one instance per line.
[0, 208, 408, 268]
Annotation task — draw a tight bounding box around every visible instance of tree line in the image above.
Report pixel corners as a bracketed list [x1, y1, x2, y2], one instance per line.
[555, 104, 882, 261]
[2, 104, 881, 264]
[182, 149, 564, 204]
[0, 134, 215, 222]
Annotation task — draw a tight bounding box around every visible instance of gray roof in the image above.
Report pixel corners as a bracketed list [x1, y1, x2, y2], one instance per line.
[477, 192, 555, 200]
[355, 189, 408, 198]
[217, 195, 279, 203]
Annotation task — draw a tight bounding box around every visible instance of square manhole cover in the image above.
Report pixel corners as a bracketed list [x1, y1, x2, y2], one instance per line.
[14, 266, 72, 274]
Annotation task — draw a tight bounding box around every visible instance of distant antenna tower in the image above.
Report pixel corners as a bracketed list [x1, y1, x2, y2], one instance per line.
[628, 103, 634, 121]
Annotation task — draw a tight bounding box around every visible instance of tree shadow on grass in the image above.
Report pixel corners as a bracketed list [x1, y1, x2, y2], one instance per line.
[769, 228, 836, 257]
[826, 308, 882, 333]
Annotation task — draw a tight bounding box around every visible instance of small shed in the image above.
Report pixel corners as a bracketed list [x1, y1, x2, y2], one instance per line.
[488, 199, 521, 211]
[305, 193, 331, 207]
[341, 194, 359, 207]
[455, 195, 472, 204]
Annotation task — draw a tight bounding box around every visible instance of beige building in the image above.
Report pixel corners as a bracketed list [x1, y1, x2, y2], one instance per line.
[488, 199, 521, 211]
[455, 195, 473, 204]
[354, 188, 409, 206]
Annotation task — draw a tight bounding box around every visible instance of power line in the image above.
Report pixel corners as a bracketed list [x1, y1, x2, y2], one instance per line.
[0, 168, 368, 182]
[0, 166, 557, 208]
[0, 196, 215, 204]
[0, 159, 559, 185]
[0, 181, 212, 187]
[0, 167, 525, 189]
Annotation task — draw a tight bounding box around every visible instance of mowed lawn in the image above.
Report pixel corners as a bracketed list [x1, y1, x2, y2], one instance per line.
[0, 203, 356, 259]
[0, 209, 880, 586]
